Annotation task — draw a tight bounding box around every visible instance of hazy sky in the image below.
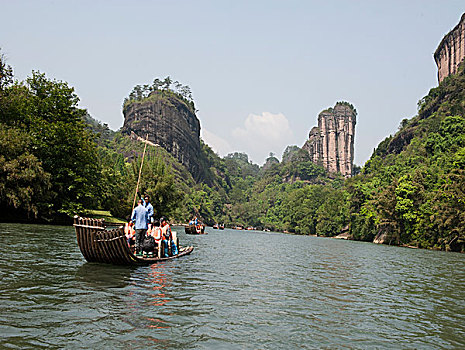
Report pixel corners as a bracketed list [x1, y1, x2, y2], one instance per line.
[2, 0, 465, 165]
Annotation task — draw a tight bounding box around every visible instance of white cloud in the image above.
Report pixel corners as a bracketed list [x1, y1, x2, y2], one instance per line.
[232, 112, 294, 164]
[201, 128, 232, 157]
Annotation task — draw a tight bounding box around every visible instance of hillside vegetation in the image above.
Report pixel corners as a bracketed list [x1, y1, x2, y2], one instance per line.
[345, 63, 465, 251]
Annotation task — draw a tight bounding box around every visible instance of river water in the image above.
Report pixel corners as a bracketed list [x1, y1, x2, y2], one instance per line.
[0, 223, 464, 349]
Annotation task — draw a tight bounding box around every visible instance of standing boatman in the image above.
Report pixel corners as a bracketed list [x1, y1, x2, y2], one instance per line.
[143, 195, 154, 223]
[131, 199, 149, 256]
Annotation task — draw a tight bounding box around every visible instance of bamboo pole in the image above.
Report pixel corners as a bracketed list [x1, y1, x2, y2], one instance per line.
[132, 134, 149, 213]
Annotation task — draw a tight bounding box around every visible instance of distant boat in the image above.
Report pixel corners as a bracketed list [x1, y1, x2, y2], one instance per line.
[185, 224, 206, 235]
[74, 216, 193, 265]
[212, 224, 219, 229]
[219, 224, 225, 230]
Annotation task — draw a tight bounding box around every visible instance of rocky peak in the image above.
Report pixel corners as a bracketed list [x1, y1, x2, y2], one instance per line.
[121, 91, 203, 180]
[262, 155, 280, 171]
[434, 13, 465, 83]
[302, 102, 356, 177]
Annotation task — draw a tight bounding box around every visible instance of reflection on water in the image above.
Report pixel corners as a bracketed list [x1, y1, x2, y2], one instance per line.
[75, 263, 133, 289]
[146, 263, 171, 307]
[0, 223, 464, 349]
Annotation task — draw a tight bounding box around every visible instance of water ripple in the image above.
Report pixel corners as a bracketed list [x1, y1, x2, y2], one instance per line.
[0, 224, 464, 349]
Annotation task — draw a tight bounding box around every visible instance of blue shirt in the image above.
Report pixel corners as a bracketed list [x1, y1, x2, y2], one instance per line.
[144, 201, 154, 221]
[131, 204, 148, 230]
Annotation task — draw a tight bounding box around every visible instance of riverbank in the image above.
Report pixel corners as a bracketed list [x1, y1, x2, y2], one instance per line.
[280, 229, 464, 253]
[85, 210, 126, 224]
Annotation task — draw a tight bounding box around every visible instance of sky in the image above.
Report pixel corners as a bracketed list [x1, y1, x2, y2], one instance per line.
[2, 0, 465, 165]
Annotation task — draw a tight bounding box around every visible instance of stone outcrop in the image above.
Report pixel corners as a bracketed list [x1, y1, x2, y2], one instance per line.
[434, 13, 465, 83]
[262, 156, 280, 171]
[121, 91, 202, 180]
[302, 102, 356, 177]
[281, 145, 301, 164]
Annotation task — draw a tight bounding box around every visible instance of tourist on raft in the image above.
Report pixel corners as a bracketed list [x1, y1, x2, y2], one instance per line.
[188, 216, 197, 226]
[147, 220, 163, 257]
[124, 221, 135, 247]
[131, 199, 149, 256]
[160, 217, 178, 257]
[143, 194, 154, 223]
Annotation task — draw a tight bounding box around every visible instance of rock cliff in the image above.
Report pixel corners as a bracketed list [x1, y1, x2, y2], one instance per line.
[434, 13, 465, 83]
[302, 102, 356, 177]
[121, 91, 203, 180]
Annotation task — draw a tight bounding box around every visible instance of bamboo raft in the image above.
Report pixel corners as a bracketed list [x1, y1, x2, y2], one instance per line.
[185, 224, 206, 235]
[74, 216, 194, 265]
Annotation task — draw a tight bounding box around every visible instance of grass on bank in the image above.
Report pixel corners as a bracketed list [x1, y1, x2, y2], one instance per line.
[86, 210, 126, 224]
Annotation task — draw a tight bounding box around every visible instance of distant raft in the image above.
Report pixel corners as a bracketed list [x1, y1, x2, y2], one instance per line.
[185, 224, 206, 235]
[74, 216, 193, 265]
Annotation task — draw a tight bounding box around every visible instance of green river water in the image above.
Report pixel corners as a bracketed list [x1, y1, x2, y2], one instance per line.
[0, 223, 464, 349]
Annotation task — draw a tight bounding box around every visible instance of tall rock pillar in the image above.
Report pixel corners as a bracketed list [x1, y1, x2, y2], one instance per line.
[434, 13, 465, 83]
[302, 102, 356, 177]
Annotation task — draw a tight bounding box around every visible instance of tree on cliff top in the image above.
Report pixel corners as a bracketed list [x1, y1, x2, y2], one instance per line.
[335, 101, 357, 114]
[0, 49, 13, 91]
[321, 101, 357, 116]
[123, 76, 195, 112]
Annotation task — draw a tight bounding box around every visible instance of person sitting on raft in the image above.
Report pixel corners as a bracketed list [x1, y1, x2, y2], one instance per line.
[124, 221, 135, 247]
[140, 223, 156, 257]
[147, 220, 163, 258]
[160, 217, 178, 257]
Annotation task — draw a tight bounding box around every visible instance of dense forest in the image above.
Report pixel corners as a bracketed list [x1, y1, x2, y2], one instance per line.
[346, 63, 465, 251]
[0, 50, 463, 251]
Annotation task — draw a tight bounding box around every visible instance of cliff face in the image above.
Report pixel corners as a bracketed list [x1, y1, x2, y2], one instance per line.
[434, 13, 465, 83]
[121, 91, 202, 180]
[302, 102, 356, 177]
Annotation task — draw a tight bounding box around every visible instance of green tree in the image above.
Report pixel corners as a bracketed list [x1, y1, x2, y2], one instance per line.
[0, 49, 13, 90]
[162, 76, 172, 90]
[152, 78, 162, 90]
[0, 127, 51, 219]
[0, 69, 102, 220]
